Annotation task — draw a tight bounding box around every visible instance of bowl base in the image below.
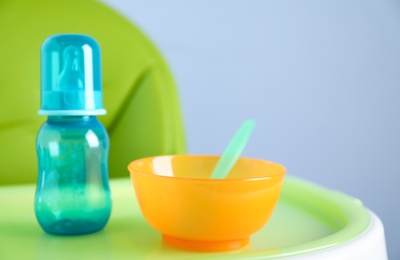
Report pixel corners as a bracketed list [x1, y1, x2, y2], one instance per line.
[162, 235, 249, 252]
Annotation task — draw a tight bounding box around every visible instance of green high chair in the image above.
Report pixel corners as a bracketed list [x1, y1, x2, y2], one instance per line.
[0, 1, 387, 259]
[0, 0, 185, 185]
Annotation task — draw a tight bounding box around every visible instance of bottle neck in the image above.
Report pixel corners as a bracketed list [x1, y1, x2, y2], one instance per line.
[47, 115, 97, 123]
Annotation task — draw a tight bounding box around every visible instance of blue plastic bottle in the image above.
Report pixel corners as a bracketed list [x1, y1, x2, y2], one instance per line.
[35, 34, 111, 235]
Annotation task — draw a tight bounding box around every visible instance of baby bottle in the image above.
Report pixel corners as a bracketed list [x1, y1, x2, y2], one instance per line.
[35, 34, 112, 235]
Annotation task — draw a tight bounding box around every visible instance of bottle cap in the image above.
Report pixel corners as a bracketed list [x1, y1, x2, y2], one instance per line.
[39, 34, 106, 116]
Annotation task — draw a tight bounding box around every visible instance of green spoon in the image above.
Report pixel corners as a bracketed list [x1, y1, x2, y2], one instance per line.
[211, 120, 256, 179]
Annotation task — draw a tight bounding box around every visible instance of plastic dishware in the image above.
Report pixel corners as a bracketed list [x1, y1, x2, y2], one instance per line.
[128, 155, 286, 252]
[35, 34, 111, 235]
[211, 120, 256, 179]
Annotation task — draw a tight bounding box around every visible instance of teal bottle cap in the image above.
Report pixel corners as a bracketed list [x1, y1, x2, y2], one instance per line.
[39, 34, 106, 116]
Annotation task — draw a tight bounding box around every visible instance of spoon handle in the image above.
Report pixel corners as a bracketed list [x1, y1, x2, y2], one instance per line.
[211, 120, 256, 179]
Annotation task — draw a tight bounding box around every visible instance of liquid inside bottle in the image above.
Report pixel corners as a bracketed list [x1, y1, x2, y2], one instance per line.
[35, 116, 111, 235]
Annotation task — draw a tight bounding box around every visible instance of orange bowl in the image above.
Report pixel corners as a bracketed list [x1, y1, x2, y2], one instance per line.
[128, 155, 286, 252]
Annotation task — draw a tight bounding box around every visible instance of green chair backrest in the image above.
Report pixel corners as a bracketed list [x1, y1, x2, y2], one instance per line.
[0, 0, 185, 184]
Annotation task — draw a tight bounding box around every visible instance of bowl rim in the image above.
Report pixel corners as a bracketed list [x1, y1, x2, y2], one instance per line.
[128, 154, 286, 182]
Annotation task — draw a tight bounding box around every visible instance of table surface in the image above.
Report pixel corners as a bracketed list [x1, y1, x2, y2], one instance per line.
[0, 176, 370, 259]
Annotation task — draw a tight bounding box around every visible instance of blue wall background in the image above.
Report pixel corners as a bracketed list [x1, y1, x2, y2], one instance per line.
[104, 0, 399, 258]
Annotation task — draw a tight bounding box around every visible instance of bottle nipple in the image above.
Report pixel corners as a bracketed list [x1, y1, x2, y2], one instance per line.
[58, 46, 84, 106]
[58, 46, 84, 89]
